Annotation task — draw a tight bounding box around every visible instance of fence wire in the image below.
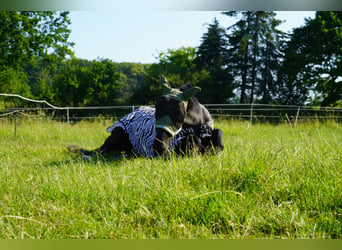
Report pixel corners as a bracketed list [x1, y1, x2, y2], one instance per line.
[1, 93, 342, 124]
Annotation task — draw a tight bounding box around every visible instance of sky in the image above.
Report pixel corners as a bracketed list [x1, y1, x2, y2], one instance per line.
[68, 11, 316, 64]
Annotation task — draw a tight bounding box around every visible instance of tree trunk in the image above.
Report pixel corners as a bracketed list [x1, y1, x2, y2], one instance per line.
[250, 15, 259, 104]
[240, 46, 248, 104]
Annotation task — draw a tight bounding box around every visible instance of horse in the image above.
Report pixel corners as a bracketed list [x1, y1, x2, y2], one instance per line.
[68, 75, 223, 158]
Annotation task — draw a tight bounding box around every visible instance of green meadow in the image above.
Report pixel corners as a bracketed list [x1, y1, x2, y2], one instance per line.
[0, 119, 341, 239]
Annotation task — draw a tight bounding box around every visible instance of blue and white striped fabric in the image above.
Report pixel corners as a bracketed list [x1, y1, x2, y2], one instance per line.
[106, 106, 195, 157]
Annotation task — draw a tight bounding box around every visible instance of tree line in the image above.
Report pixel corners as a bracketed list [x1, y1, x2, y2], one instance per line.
[0, 11, 341, 107]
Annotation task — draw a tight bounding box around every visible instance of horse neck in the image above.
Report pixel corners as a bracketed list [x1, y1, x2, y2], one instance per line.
[184, 99, 213, 127]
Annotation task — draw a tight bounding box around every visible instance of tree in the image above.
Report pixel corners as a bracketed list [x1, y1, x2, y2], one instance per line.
[224, 11, 284, 104]
[53, 59, 83, 106]
[0, 67, 31, 97]
[225, 12, 252, 103]
[53, 59, 122, 107]
[258, 12, 286, 104]
[196, 18, 235, 103]
[0, 11, 74, 70]
[115, 62, 151, 104]
[196, 18, 227, 71]
[87, 59, 122, 106]
[156, 47, 199, 85]
[140, 47, 207, 105]
[276, 30, 311, 105]
[24, 56, 59, 102]
[279, 11, 342, 106]
[0, 11, 74, 101]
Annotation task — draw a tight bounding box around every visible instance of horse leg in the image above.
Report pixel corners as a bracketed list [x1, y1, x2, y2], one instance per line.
[153, 128, 173, 157]
[70, 127, 133, 157]
[94, 127, 133, 156]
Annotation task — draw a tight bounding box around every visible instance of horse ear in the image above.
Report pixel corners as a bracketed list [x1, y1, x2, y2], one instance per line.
[181, 86, 201, 100]
[161, 75, 172, 94]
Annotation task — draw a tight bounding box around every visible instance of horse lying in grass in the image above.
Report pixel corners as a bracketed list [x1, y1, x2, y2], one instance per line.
[69, 106, 224, 158]
[68, 76, 224, 158]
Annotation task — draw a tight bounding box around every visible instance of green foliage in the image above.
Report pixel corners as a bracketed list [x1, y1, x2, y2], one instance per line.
[0, 11, 73, 71]
[0, 67, 31, 97]
[137, 47, 208, 105]
[153, 47, 200, 88]
[224, 11, 285, 104]
[25, 57, 57, 102]
[53, 59, 122, 106]
[279, 11, 342, 106]
[0, 11, 341, 107]
[0, 11, 74, 105]
[0, 120, 341, 238]
[196, 18, 235, 103]
[115, 62, 151, 105]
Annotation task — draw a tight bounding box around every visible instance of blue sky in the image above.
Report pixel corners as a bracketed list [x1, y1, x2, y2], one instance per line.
[68, 11, 315, 64]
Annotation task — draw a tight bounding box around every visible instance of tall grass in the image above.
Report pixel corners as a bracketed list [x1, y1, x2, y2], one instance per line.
[0, 119, 341, 239]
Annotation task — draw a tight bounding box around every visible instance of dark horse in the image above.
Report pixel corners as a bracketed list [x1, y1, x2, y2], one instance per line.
[68, 76, 224, 158]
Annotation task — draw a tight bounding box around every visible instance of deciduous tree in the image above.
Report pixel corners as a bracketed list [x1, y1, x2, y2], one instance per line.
[279, 11, 342, 106]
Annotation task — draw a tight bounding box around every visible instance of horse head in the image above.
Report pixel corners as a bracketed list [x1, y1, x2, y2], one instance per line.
[153, 75, 209, 156]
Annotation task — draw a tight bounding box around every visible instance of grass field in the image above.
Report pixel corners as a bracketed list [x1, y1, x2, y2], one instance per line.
[0, 118, 341, 239]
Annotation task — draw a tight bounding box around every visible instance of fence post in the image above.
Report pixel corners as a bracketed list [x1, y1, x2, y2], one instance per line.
[14, 110, 17, 139]
[42, 102, 45, 125]
[67, 107, 70, 124]
[14, 96, 18, 139]
[295, 107, 300, 126]
[250, 103, 254, 125]
[51, 109, 56, 121]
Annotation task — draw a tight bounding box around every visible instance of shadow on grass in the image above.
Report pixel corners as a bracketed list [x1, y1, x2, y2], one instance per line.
[35, 147, 132, 170]
[66, 144, 132, 166]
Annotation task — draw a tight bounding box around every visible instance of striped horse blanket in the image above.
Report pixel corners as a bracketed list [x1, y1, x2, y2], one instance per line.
[106, 106, 205, 157]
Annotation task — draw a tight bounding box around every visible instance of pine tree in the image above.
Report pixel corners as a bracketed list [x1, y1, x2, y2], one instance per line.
[225, 11, 252, 103]
[224, 11, 284, 104]
[195, 18, 234, 103]
[258, 12, 286, 104]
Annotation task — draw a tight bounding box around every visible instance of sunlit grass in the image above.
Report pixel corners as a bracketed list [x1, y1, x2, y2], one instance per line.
[0, 119, 341, 238]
